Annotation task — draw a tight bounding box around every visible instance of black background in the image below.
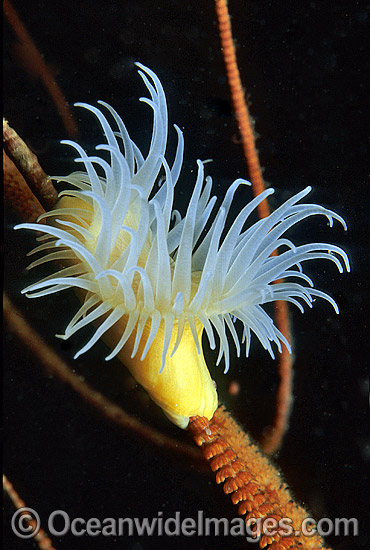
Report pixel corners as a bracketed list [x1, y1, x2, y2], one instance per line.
[4, 1, 369, 549]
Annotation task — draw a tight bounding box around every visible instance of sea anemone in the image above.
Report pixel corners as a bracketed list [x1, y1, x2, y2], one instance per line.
[15, 63, 350, 428]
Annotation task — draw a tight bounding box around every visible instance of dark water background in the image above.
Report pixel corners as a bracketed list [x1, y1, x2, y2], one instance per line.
[4, 1, 369, 549]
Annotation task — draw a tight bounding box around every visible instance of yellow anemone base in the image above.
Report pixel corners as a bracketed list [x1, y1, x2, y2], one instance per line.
[103, 319, 218, 429]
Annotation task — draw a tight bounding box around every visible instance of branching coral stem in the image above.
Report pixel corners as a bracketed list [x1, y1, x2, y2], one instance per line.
[215, 0, 293, 454]
[3, 0, 78, 138]
[215, 0, 268, 217]
[3, 474, 56, 550]
[263, 301, 293, 455]
[189, 409, 331, 550]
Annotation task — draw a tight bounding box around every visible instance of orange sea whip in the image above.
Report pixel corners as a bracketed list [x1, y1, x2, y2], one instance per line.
[3, 474, 56, 550]
[3, 0, 78, 139]
[189, 410, 331, 549]
[215, 0, 294, 454]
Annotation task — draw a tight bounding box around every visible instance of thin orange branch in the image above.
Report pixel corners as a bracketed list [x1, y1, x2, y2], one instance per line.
[215, 0, 269, 218]
[215, 0, 293, 454]
[189, 409, 331, 550]
[262, 301, 293, 455]
[3, 474, 56, 550]
[3, 0, 78, 138]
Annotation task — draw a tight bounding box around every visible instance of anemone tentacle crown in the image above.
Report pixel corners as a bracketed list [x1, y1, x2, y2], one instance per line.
[16, 63, 349, 428]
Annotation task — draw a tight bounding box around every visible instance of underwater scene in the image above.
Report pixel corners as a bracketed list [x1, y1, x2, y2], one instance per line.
[4, 1, 369, 549]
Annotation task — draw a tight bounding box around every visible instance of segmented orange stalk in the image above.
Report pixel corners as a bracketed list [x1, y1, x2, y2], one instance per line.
[3, 474, 56, 550]
[215, 0, 268, 217]
[215, 0, 293, 454]
[189, 409, 330, 550]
